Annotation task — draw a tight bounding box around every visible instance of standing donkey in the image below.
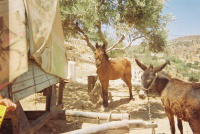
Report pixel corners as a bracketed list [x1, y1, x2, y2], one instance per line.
[95, 43, 133, 107]
[135, 59, 200, 134]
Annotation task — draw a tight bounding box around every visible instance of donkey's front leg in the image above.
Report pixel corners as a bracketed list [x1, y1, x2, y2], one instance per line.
[102, 81, 109, 107]
[101, 86, 107, 107]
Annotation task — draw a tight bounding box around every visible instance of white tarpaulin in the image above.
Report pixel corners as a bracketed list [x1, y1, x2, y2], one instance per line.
[0, 0, 67, 90]
[24, 0, 68, 79]
[0, 0, 28, 89]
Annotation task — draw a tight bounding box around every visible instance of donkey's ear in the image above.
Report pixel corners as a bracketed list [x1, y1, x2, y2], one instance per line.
[95, 43, 99, 48]
[153, 61, 170, 73]
[150, 64, 153, 69]
[102, 43, 106, 51]
[135, 59, 147, 71]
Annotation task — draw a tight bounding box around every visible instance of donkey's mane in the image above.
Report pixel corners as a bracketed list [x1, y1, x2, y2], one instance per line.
[104, 51, 109, 61]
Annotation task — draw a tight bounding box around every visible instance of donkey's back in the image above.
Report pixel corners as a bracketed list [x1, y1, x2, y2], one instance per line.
[109, 57, 131, 80]
[161, 79, 200, 121]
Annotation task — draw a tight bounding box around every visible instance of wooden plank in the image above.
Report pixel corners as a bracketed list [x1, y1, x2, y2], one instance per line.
[58, 80, 64, 105]
[34, 75, 49, 85]
[0, 86, 9, 98]
[32, 62, 41, 70]
[50, 85, 57, 111]
[46, 74, 56, 80]
[29, 104, 63, 133]
[13, 70, 34, 84]
[12, 86, 36, 102]
[34, 69, 46, 77]
[49, 78, 59, 85]
[11, 102, 31, 134]
[12, 79, 35, 93]
[12, 78, 59, 102]
[28, 61, 33, 71]
[13, 74, 57, 93]
[46, 87, 52, 111]
[28, 60, 41, 71]
[25, 111, 46, 120]
[46, 85, 57, 111]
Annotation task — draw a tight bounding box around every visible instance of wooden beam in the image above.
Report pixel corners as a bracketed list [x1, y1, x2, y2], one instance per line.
[50, 85, 56, 111]
[46, 85, 56, 111]
[10, 102, 31, 134]
[45, 87, 52, 111]
[64, 120, 157, 134]
[12, 78, 59, 102]
[25, 111, 46, 120]
[30, 111, 52, 133]
[64, 120, 129, 134]
[57, 110, 130, 121]
[29, 104, 63, 133]
[58, 80, 64, 105]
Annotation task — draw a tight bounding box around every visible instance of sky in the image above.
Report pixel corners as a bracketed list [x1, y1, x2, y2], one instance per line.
[163, 0, 200, 39]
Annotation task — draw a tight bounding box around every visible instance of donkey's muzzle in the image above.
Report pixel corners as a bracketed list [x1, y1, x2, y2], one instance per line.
[96, 60, 101, 67]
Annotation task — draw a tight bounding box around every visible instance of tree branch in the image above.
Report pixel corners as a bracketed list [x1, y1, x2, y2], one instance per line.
[96, 23, 108, 46]
[74, 22, 95, 52]
[106, 35, 143, 53]
[106, 35, 125, 52]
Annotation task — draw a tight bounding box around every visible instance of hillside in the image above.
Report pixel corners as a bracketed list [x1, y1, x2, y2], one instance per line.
[168, 35, 200, 63]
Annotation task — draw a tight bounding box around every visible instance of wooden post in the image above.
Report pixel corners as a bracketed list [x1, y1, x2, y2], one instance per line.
[46, 87, 52, 111]
[46, 85, 56, 111]
[11, 102, 31, 134]
[87, 75, 98, 94]
[58, 80, 64, 105]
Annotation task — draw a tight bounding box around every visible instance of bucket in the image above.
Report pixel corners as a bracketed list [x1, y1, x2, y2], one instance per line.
[67, 61, 76, 82]
[87, 75, 98, 94]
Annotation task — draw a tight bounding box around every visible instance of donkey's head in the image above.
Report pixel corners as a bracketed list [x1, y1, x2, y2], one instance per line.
[95, 43, 108, 67]
[135, 59, 170, 90]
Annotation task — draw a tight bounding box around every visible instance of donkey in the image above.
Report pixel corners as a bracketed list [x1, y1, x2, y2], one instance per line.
[135, 59, 200, 134]
[95, 43, 133, 107]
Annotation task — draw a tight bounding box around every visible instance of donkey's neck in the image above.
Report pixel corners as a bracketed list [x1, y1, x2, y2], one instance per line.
[97, 56, 110, 74]
[154, 73, 170, 95]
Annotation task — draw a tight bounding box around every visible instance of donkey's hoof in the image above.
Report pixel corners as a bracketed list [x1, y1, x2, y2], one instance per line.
[129, 97, 135, 101]
[103, 103, 108, 108]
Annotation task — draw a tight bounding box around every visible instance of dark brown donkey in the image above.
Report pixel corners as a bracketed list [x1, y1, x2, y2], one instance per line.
[95, 43, 133, 107]
[135, 59, 200, 134]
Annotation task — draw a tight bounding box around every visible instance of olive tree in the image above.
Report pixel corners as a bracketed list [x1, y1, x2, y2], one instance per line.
[60, 0, 172, 52]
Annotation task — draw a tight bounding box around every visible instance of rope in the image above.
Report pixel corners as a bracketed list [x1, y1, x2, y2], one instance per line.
[66, 120, 78, 125]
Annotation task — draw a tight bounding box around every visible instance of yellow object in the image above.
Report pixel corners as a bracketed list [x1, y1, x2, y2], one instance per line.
[0, 105, 7, 127]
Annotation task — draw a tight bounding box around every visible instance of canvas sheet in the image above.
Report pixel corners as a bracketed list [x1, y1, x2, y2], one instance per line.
[0, 0, 28, 89]
[24, 0, 68, 79]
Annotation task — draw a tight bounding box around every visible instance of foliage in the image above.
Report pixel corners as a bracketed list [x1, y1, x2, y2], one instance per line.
[148, 28, 168, 52]
[60, 0, 172, 52]
[188, 72, 200, 82]
[186, 63, 192, 68]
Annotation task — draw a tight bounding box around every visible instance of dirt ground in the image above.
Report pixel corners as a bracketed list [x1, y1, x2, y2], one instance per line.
[20, 60, 193, 134]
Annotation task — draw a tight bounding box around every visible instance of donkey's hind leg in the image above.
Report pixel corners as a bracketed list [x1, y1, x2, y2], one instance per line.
[177, 118, 183, 134]
[122, 74, 133, 100]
